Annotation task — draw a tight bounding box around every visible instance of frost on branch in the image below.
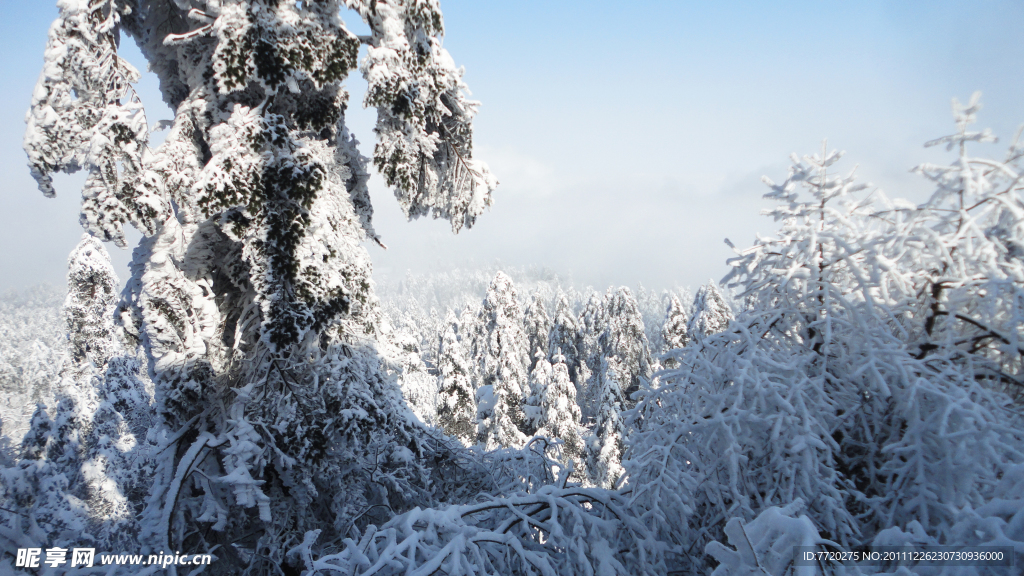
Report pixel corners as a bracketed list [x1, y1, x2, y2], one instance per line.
[705, 500, 828, 576]
[64, 234, 121, 374]
[904, 91, 1024, 394]
[24, 0, 159, 246]
[290, 485, 667, 576]
[351, 0, 498, 232]
[626, 106, 1024, 574]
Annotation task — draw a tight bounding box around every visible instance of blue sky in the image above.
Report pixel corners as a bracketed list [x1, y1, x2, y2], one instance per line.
[2, 1, 1023, 293]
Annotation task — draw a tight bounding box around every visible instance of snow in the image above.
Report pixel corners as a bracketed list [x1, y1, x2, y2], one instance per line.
[7, 1, 1024, 572]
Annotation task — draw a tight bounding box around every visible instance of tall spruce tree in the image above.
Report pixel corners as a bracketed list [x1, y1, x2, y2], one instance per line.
[63, 235, 122, 375]
[24, 0, 495, 571]
[602, 287, 652, 402]
[576, 292, 606, 420]
[523, 291, 551, 373]
[538, 351, 585, 481]
[522, 347, 549, 437]
[474, 272, 529, 449]
[585, 357, 625, 489]
[548, 289, 583, 388]
[577, 288, 652, 418]
[436, 311, 476, 445]
[660, 294, 690, 369]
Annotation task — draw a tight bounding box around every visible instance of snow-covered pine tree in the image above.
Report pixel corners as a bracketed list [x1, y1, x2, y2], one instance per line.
[522, 347, 550, 437]
[538, 351, 585, 481]
[523, 291, 551, 373]
[627, 110, 1024, 573]
[1, 235, 152, 556]
[547, 288, 583, 388]
[25, 0, 496, 571]
[576, 288, 652, 418]
[585, 356, 625, 489]
[601, 287, 653, 402]
[389, 323, 438, 424]
[904, 92, 1024, 392]
[635, 284, 668, 356]
[856, 95, 1024, 545]
[688, 281, 734, 339]
[436, 311, 476, 445]
[64, 236, 151, 552]
[626, 146, 878, 570]
[660, 294, 690, 367]
[661, 294, 689, 351]
[576, 291, 607, 419]
[663, 293, 688, 348]
[474, 272, 529, 449]
[2, 405, 83, 555]
[422, 306, 442, 368]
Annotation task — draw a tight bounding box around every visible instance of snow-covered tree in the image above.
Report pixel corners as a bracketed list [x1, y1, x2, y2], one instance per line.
[474, 272, 529, 449]
[901, 92, 1024, 390]
[635, 284, 674, 356]
[661, 294, 689, 351]
[576, 288, 652, 418]
[601, 287, 653, 401]
[576, 292, 607, 418]
[547, 289, 583, 387]
[436, 311, 476, 445]
[522, 347, 550, 437]
[626, 103, 1024, 573]
[523, 291, 551, 373]
[537, 351, 585, 481]
[585, 357, 625, 489]
[688, 281, 734, 339]
[389, 324, 438, 424]
[24, 0, 496, 571]
[1, 235, 151, 556]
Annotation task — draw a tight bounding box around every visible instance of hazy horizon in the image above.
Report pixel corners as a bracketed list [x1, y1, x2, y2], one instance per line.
[3, 1, 1023, 294]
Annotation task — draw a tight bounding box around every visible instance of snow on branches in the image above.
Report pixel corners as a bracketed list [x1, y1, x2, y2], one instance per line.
[352, 0, 497, 232]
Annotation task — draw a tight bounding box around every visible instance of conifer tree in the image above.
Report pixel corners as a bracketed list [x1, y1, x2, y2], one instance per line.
[661, 294, 690, 351]
[538, 351, 585, 481]
[585, 357, 625, 489]
[688, 281, 734, 339]
[63, 235, 122, 375]
[436, 311, 476, 445]
[577, 288, 652, 417]
[24, 0, 496, 570]
[661, 294, 690, 368]
[602, 287, 653, 401]
[522, 347, 550, 436]
[474, 272, 529, 449]
[548, 289, 583, 388]
[523, 291, 551, 372]
[903, 92, 1024, 388]
[576, 292, 607, 419]
[391, 326, 438, 424]
[2, 235, 150, 554]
